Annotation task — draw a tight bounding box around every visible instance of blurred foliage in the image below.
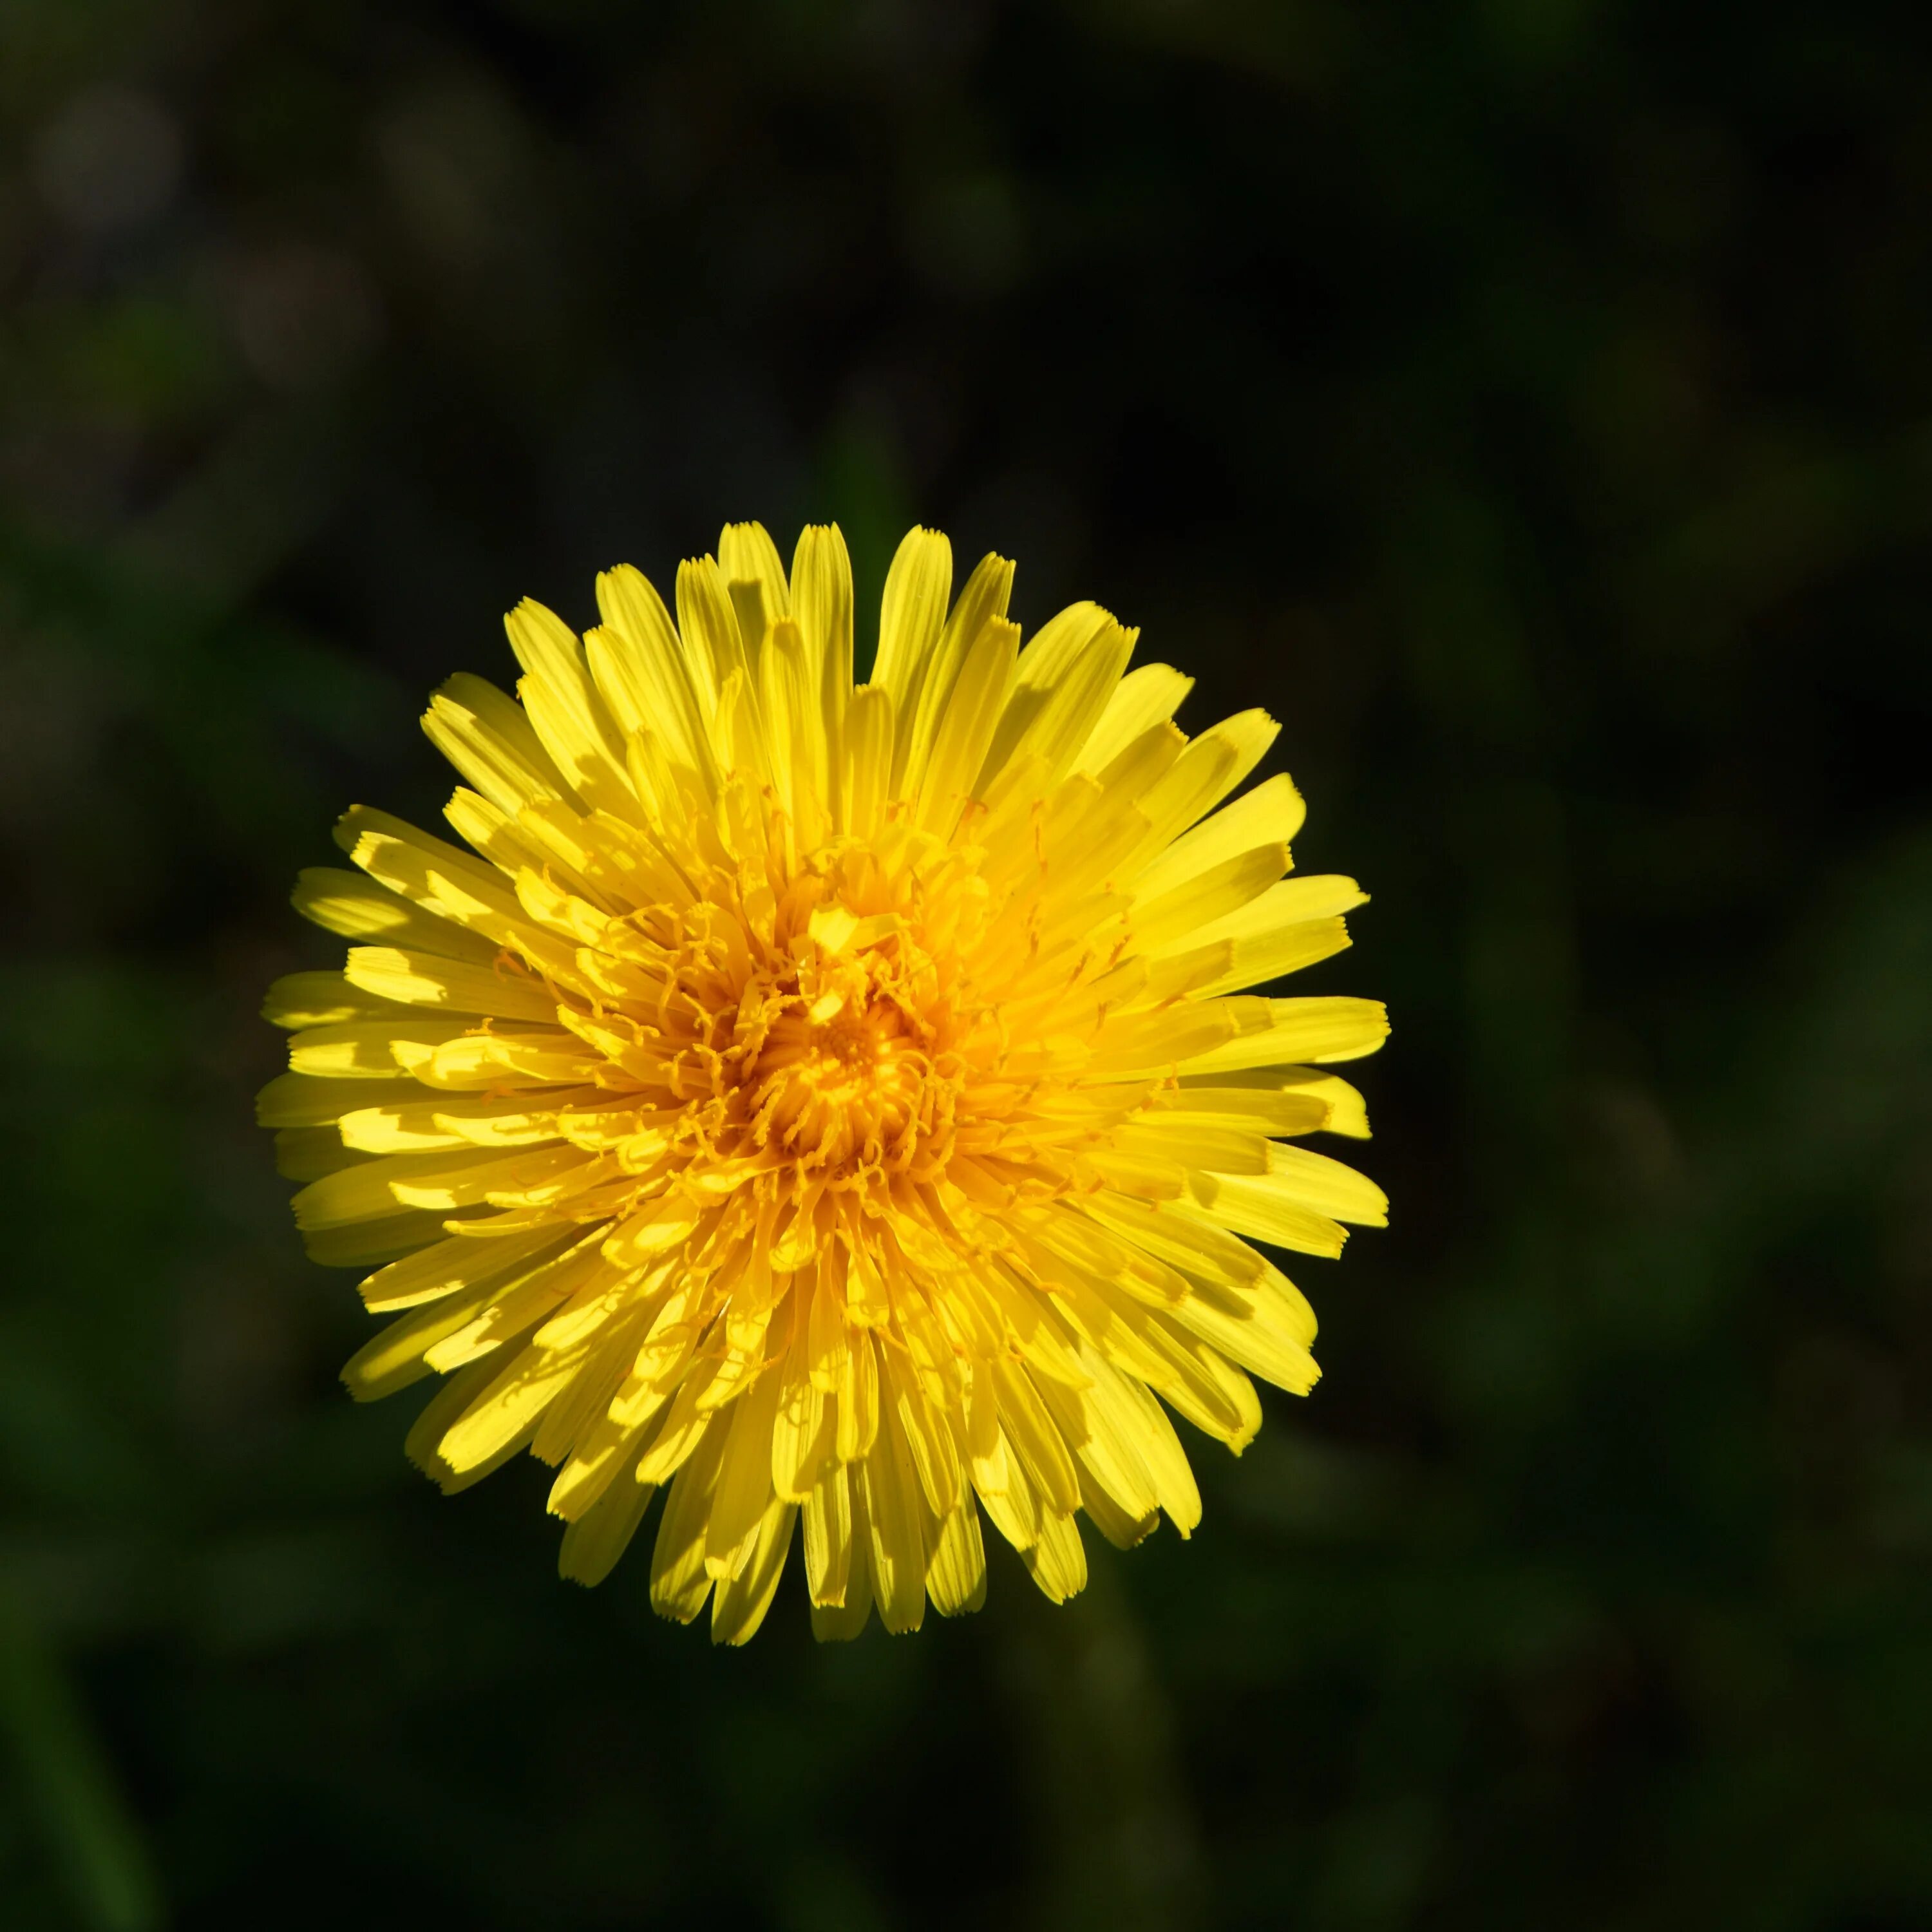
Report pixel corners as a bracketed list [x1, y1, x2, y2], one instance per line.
[3, 0, 1931, 1926]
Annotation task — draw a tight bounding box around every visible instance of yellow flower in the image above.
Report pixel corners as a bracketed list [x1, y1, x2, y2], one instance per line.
[260, 522, 1388, 1643]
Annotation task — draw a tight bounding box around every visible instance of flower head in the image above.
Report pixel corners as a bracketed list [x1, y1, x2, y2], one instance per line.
[261, 523, 1388, 1642]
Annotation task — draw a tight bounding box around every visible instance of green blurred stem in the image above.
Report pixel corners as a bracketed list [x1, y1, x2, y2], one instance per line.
[0, 1586, 164, 1931]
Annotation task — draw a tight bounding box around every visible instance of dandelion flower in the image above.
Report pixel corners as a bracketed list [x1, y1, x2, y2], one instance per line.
[260, 523, 1388, 1642]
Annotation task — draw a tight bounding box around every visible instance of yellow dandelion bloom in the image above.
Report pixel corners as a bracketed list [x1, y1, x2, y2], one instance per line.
[260, 522, 1388, 1643]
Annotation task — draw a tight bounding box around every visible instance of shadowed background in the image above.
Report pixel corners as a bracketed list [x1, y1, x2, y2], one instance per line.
[3, 1, 1931, 1927]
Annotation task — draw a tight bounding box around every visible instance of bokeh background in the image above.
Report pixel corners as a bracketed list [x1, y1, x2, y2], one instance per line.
[4, 1, 1931, 1926]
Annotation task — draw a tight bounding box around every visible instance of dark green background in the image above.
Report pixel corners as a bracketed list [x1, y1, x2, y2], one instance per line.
[4, 1, 1931, 1926]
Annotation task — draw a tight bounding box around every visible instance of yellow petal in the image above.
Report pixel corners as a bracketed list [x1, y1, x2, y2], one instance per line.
[718, 520, 791, 639]
[1263, 1142, 1388, 1223]
[1188, 917, 1352, 999]
[1019, 1509, 1087, 1604]
[803, 1459, 854, 1608]
[1172, 1066, 1372, 1138]
[591, 564, 717, 791]
[292, 1145, 513, 1229]
[1133, 710, 1278, 856]
[705, 1365, 786, 1581]
[862, 1392, 930, 1634]
[1084, 998, 1273, 1077]
[558, 1454, 656, 1587]
[790, 524, 853, 793]
[1133, 771, 1306, 903]
[289, 1017, 471, 1079]
[710, 1496, 797, 1645]
[841, 683, 895, 838]
[1114, 1116, 1270, 1176]
[421, 672, 566, 815]
[649, 1416, 728, 1624]
[675, 554, 751, 716]
[925, 1504, 987, 1616]
[273, 1127, 369, 1183]
[896, 550, 1013, 797]
[913, 615, 1018, 835]
[871, 526, 951, 713]
[990, 1358, 1081, 1515]
[292, 866, 498, 963]
[504, 599, 636, 818]
[337, 1090, 597, 1155]
[357, 1223, 570, 1313]
[1129, 841, 1287, 956]
[420, 1343, 562, 1473]
[1072, 663, 1195, 775]
[978, 601, 1116, 781]
[1180, 1175, 1349, 1258]
[808, 1467, 875, 1640]
[342, 946, 562, 1024]
[341, 1285, 506, 1400]
[1178, 996, 1390, 1074]
[261, 972, 408, 1030]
